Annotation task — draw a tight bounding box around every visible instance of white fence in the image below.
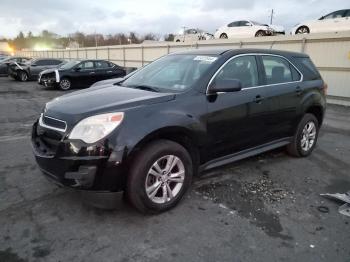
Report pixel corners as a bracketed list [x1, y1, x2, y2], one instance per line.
[17, 32, 350, 106]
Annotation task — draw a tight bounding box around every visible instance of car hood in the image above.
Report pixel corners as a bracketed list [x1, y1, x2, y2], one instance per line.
[45, 85, 176, 125]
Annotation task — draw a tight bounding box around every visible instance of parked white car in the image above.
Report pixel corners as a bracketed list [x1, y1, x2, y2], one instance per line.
[174, 28, 214, 42]
[214, 20, 281, 39]
[291, 9, 350, 34]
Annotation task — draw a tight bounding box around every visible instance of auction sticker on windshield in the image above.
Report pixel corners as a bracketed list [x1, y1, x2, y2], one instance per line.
[193, 56, 217, 63]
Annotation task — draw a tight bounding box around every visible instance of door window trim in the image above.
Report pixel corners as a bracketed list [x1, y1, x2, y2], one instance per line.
[206, 53, 304, 94]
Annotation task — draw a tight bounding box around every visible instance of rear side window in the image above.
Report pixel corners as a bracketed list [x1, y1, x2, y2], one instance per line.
[215, 55, 258, 88]
[293, 57, 321, 81]
[95, 61, 110, 69]
[77, 61, 94, 70]
[51, 60, 62, 65]
[261, 56, 293, 84]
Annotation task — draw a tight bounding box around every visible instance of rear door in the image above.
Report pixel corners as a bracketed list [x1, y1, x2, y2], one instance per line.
[30, 59, 49, 78]
[258, 55, 303, 140]
[227, 21, 241, 38]
[206, 55, 269, 159]
[94, 60, 112, 82]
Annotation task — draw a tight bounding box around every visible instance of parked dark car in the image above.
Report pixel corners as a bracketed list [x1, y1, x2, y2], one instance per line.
[8, 58, 64, 81]
[38, 59, 126, 90]
[0, 56, 31, 76]
[31, 48, 326, 213]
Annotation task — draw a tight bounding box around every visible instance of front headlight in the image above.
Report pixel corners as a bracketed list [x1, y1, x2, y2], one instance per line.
[69, 112, 124, 144]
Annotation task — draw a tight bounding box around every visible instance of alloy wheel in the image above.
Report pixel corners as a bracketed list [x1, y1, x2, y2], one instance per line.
[60, 79, 71, 90]
[297, 27, 309, 34]
[145, 155, 185, 204]
[300, 121, 316, 152]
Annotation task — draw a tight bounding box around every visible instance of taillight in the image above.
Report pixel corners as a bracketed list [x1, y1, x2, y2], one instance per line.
[322, 82, 328, 95]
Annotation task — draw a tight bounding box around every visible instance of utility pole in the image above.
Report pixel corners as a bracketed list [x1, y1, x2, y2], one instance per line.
[270, 9, 274, 25]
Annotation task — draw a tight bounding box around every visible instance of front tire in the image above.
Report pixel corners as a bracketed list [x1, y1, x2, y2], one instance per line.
[59, 78, 72, 91]
[287, 113, 319, 157]
[219, 33, 228, 39]
[18, 71, 28, 82]
[127, 140, 193, 214]
[255, 30, 266, 37]
[296, 26, 310, 34]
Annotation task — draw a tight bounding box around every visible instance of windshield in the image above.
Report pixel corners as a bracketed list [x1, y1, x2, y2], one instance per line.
[121, 54, 218, 92]
[59, 60, 81, 70]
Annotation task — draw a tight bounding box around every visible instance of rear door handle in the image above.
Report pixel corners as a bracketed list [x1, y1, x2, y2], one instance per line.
[89, 72, 96, 75]
[296, 86, 302, 96]
[254, 95, 263, 103]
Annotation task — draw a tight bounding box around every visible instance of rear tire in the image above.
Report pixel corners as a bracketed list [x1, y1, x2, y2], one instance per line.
[287, 113, 319, 157]
[59, 78, 72, 91]
[18, 71, 28, 82]
[127, 139, 193, 214]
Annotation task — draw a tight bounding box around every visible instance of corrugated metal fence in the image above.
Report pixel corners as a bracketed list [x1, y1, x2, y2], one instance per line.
[16, 32, 350, 106]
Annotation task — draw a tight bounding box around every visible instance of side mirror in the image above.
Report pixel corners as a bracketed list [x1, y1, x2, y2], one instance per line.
[208, 79, 242, 94]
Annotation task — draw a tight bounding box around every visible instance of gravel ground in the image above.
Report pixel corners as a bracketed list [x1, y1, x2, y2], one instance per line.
[0, 77, 349, 262]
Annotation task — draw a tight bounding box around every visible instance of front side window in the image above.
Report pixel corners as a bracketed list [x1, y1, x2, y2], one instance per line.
[262, 56, 293, 84]
[214, 56, 258, 88]
[240, 21, 251, 26]
[35, 60, 49, 66]
[121, 54, 217, 92]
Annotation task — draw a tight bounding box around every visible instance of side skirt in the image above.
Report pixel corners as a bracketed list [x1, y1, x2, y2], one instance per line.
[199, 137, 292, 172]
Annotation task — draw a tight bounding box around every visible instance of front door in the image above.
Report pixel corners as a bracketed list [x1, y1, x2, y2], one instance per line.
[206, 55, 269, 160]
[72, 61, 96, 87]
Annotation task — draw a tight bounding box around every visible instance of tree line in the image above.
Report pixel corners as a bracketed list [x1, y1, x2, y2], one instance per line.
[3, 30, 175, 50]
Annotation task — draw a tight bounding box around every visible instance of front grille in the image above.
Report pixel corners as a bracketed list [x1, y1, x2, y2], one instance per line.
[33, 123, 64, 156]
[41, 72, 56, 80]
[41, 115, 67, 131]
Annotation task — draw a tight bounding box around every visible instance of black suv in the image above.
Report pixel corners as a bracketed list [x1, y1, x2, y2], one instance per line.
[9, 58, 64, 81]
[32, 49, 326, 213]
[38, 60, 126, 90]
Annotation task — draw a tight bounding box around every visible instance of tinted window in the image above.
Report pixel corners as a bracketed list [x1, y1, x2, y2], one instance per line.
[51, 60, 62, 65]
[323, 10, 345, 19]
[95, 61, 110, 69]
[240, 21, 251, 26]
[262, 56, 293, 84]
[35, 60, 50, 66]
[215, 56, 258, 88]
[345, 10, 350, 17]
[293, 57, 321, 80]
[228, 22, 240, 27]
[77, 61, 94, 70]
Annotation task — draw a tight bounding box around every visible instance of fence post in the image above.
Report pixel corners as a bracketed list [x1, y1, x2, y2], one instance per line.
[123, 47, 126, 67]
[95, 48, 98, 59]
[301, 38, 306, 53]
[107, 47, 110, 61]
[141, 45, 144, 66]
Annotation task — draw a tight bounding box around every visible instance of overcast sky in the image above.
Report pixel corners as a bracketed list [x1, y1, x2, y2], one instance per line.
[0, 0, 348, 38]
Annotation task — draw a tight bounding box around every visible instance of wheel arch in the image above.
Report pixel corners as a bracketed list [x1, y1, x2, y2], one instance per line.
[126, 126, 200, 175]
[305, 105, 324, 126]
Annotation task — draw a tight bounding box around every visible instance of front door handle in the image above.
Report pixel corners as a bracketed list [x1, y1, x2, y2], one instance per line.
[254, 95, 263, 103]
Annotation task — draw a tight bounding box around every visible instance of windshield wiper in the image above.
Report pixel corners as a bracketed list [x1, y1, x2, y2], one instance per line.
[126, 85, 160, 92]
